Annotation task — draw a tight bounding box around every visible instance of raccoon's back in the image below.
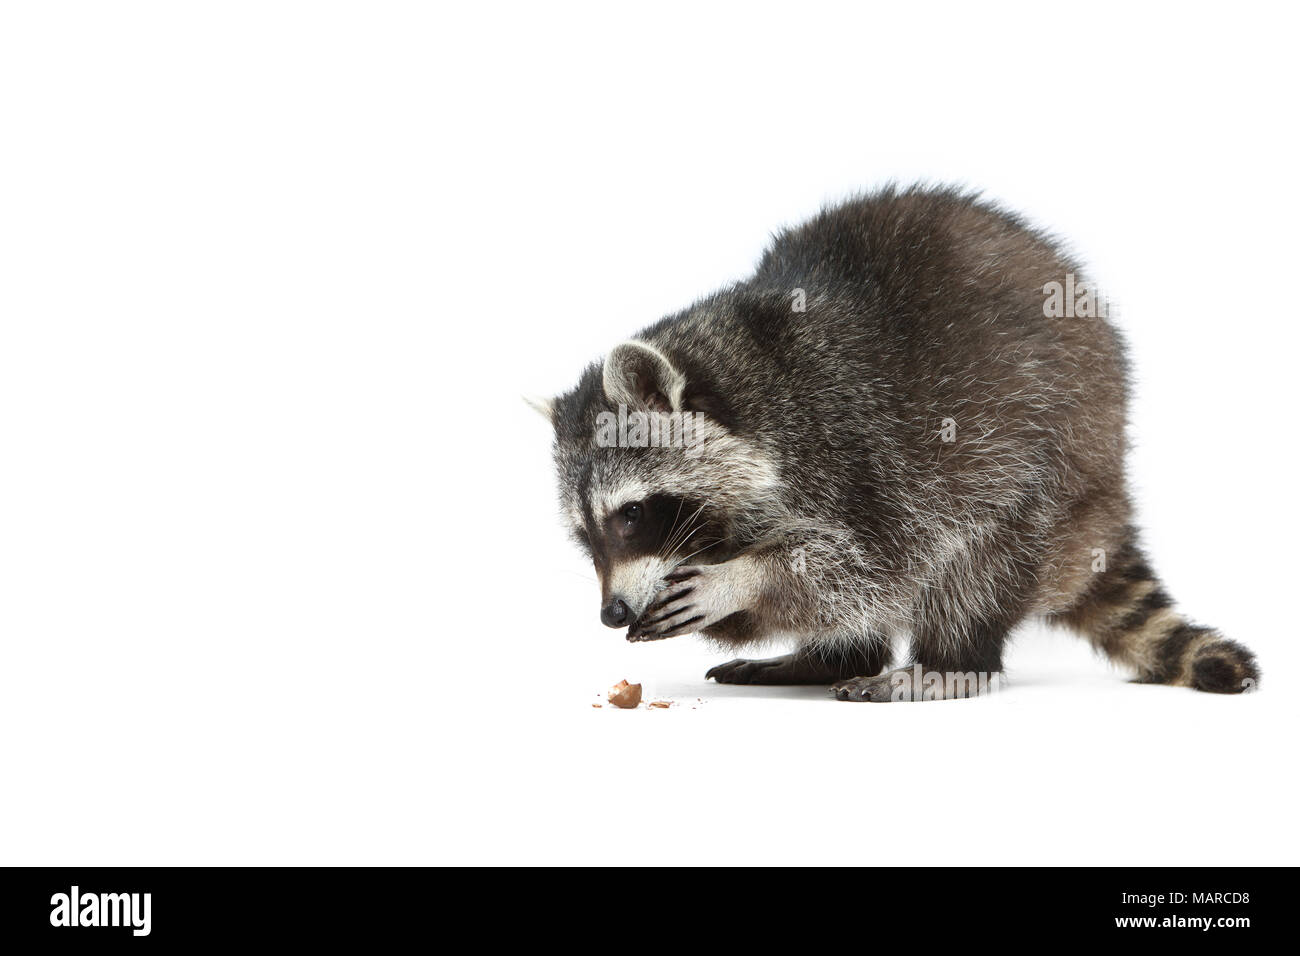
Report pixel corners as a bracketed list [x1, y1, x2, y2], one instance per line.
[658, 186, 1129, 519]
[754, 186, 1124, 386]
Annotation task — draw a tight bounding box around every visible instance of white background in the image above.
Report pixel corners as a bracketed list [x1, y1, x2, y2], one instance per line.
[2, 3, 1297, 865]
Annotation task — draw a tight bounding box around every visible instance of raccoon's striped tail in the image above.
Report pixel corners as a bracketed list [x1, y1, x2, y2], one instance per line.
[1050, 529, 1259, 694]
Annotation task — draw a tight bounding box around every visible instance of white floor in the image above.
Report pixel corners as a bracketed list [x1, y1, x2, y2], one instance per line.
[439, 607, 1294, 866]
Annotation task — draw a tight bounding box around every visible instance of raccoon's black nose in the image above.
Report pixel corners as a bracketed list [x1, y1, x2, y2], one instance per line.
[600, 599, 630, 628]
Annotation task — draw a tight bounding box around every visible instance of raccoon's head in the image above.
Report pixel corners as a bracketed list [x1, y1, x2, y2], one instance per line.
[531, 338, 780, 634]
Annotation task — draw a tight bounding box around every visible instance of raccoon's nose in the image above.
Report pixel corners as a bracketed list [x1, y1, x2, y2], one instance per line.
[600, 599, 631, 628]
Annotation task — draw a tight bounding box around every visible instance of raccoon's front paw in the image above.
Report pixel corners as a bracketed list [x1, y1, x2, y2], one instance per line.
[627, 565, 739, 642]
[707, 654, 824, 684]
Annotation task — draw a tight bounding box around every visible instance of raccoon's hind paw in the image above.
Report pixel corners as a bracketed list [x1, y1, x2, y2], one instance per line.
[832, 667, 994, 702]
[830, 675, 899, 703]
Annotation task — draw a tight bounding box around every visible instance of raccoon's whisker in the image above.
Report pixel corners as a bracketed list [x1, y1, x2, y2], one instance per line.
[660, 502, 709, 559]
[654, 499, 688, 560]
[659, 523, 701, 564]
[668, 520, 706, 557]
[674, 537, 727, 567]
[670, 509, 712, 554]
[666, 497, 687, 545]
[675, 502, 708, 544]
[660, 520, 694, 559]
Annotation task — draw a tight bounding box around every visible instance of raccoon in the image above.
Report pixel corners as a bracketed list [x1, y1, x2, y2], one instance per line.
[532, 185, 1259, 701]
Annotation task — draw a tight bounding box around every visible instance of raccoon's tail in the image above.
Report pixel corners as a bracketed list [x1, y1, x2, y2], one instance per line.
[1050, 528, 1259, 694]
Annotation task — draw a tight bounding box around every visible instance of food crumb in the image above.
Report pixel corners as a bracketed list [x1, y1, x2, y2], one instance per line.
[648, 700, 671, 709]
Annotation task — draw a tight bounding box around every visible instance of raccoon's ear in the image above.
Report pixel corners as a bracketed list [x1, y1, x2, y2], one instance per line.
[602, 341, 686, 413]
[523, 394, 555, 423]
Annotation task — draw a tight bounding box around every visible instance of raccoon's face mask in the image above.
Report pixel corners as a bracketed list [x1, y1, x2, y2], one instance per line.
[531, 339, 775, 631]
[588, 492, 726, 628]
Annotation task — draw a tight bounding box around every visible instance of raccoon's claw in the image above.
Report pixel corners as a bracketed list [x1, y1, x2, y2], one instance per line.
[625, 616, 701, 643]
[830, 674, 901, 702]
[627, 615, 705, 642]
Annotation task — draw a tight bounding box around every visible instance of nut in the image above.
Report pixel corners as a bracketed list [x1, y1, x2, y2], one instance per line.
[607, 679, 643, 709]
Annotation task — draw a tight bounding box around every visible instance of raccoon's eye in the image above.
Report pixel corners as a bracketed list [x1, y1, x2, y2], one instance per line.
[622, 502, 643, 524]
